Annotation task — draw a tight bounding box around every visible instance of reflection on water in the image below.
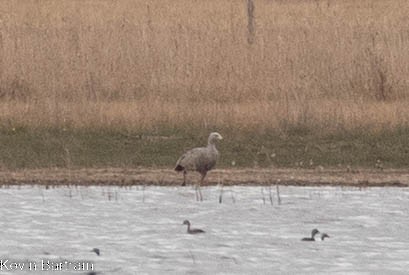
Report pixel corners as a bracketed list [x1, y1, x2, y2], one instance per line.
[0, 185, 408, 274]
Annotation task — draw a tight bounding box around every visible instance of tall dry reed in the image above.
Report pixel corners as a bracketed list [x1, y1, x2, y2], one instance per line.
[1, 0, 409, 133]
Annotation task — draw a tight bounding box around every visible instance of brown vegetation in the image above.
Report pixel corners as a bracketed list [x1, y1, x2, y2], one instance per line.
[1, 0, 409, 133]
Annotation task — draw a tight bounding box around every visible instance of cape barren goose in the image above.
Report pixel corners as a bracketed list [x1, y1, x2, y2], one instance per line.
[182, 220, 205, 234]
[175, 132, 222, 200]
[301, 228, 320, 241]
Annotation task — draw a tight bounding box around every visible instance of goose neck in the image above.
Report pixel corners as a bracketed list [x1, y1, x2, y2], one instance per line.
[207, 142, 217, 149]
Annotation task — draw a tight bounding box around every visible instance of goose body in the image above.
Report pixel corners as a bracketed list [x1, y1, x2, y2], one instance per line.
[175, 132, 222, 200]
[175, 132, 222, 183]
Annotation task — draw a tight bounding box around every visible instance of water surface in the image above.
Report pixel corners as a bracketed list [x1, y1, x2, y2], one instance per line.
[0, 185, 408, 274]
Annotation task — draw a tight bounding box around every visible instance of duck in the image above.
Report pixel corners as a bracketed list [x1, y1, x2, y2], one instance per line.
[182, 220, 205, 234]
[320, 233, 330, 241]
[91, 248, 100, 256]
[301, 228, 320, 241]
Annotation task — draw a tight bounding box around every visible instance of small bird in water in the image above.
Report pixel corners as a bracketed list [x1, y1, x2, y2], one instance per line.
[301, 228, 320, 241]
[182, 220, 205, 234]
[321, 233, 330, 241]
[91, 248, 100, 256]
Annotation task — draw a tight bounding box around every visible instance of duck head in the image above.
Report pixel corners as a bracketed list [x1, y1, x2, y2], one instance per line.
[311, 228, 320, 237]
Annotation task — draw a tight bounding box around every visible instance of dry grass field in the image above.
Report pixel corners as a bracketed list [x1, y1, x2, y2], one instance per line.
[0, 0, 409, 169]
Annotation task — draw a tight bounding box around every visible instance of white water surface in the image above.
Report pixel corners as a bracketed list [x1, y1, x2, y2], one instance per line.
[0, 185, 408, 274]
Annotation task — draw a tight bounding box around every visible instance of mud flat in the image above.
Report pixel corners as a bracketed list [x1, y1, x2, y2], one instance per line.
[0, 168, 408, 187]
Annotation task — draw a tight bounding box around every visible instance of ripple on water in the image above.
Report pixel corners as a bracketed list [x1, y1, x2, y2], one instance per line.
[0, 185, 408, 273]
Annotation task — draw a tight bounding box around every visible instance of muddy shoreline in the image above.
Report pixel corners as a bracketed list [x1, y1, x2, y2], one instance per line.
[0, 168, 407, 187]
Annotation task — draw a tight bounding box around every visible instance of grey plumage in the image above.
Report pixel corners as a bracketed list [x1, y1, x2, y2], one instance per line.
[175, 132, 223, 191]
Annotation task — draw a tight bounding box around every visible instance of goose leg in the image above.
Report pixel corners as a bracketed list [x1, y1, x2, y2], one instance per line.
[195, 184, 199, 201]
[182, 170, 187, 186]
[197, 184, 203, 202]
[198, 173, 206, 201]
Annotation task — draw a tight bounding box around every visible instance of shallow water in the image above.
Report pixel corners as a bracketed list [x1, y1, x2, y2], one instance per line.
[0, 185, 408, 274]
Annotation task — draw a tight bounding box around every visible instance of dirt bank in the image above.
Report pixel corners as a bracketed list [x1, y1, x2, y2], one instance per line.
[0, 168, 408, 187]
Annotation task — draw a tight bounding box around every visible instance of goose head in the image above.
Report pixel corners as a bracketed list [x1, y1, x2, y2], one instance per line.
[208, 132, 223, 144]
